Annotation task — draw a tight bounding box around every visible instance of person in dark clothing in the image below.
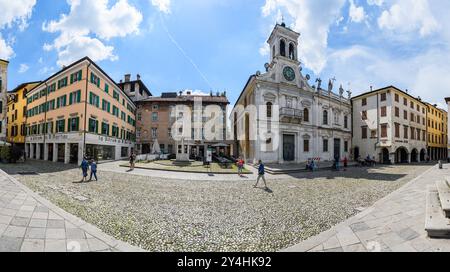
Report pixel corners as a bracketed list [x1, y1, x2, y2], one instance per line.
[254, 160, 268, 189]
[80, 157, 89, 182]
[89, 160, 98, 181]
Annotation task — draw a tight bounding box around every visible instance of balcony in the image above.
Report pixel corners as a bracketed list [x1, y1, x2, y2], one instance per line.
[280, 107, 303, 124]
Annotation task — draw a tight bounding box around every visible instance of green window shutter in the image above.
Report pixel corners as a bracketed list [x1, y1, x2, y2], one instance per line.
[68, 119, 71, 132]
[89, 92, 93, 105]
[69, 93, 73, 105]
[76, 117, 79, 131]
[78, 70, 82, 81]
[70, 74, 74, 84]
[63, 95, 67, 106]
[77, 90, 81, 103]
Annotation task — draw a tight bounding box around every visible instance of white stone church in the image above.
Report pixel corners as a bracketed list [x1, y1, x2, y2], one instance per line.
[232, 23, 352, 164]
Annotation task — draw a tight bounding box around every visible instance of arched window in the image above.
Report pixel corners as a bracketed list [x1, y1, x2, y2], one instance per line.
[267, 102, 273, 118]
[323, 110, 328, 125]
[280, 40, 286, 57]
[289, 43, 295, 60]
[303, 108, 309, 122]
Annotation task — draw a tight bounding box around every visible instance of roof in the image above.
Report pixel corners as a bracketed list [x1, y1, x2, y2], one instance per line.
[117, 79, 152, 96]
[8, 81, 41, 93]
[27, 56, 136, 107]
[0, 59, 9, 64]
[351, 85, 427, 106]
[138, 95, 229, 104]
[232, 75, 256, 109]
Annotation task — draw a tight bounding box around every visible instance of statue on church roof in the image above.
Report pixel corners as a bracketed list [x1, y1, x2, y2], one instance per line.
[339, 84, 344, 97]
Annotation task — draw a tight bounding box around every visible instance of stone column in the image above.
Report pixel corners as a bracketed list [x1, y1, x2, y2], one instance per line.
[30, 143, 35, 159]
[53, 143, 58, 162]
[78, 144, 84, 165]
[64, 143, 70, 164]
[44, 144, 49, 161]
[25, 144, 29, 159]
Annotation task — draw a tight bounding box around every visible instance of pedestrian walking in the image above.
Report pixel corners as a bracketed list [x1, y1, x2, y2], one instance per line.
[89, 159, 98, 181]
[254, 160, 268, 189]
[129, 153, 136, 170]
[237, 157, 245, 176]
[80, 157, 89, 182]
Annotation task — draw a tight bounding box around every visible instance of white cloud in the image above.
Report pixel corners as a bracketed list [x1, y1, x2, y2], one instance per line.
[43, 0, 142, 66]
[367, 0, 384, 6]
[261, 0, 346, 74]
[18, 64, 29, 73]
[182, 89, 210, 96]
[0, 0, 36, 60]
[349, 0, 366, 23]
[378, 0, 439, 37]
[151, 0, 171, 14]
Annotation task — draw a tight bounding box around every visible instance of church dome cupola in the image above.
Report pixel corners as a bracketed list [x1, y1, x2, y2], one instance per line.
[267, 23, 300, 64]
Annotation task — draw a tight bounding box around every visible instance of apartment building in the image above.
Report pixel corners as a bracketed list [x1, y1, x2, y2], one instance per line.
[0, 59, 8, 142]
[6, 82, 41, 148]
[425, 103, 448, 160]
[445, 98, 450, 160]
[352, 86, 427, 164]
[117, 74, 152, 102]
[135, 92, 230, 159]
[25, 57, 136, 165]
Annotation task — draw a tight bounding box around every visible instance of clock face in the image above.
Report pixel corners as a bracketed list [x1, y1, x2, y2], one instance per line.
[283, 66, 296, 82]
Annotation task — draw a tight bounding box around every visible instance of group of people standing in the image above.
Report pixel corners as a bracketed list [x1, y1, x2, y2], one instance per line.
[80, 157, 98, 182]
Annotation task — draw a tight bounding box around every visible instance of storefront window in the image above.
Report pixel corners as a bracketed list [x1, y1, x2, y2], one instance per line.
[86, 145, 115, 161]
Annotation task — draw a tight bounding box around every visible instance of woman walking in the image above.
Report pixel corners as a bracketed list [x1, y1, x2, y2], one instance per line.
[129, 153, 136, 171]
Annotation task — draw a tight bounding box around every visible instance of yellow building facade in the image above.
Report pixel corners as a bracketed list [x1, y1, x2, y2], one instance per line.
[25, 57, 136, 164]
[0, 59, 8, 142]
[6, 82, 40, 146]
[426, 103, 448, 160]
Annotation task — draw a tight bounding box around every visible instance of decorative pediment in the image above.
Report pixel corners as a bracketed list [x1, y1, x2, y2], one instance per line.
[303, 134, 311, 140]
[263, 92, 277, 102]
[301, 99, 312, 107]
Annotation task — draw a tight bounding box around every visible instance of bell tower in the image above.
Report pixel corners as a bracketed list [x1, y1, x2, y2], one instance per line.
[267, 22, 300, 65]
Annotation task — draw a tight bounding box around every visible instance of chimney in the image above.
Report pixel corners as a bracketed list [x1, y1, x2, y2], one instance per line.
[125, 74, 131, 82]
[370, 86, 373, 92]
[137, 74, 141, 81]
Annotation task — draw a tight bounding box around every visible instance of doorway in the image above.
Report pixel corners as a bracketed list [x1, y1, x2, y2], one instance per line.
[334, 138, 341, 160]
[382, 148, 390, 164]
[283, 135, 295, 162]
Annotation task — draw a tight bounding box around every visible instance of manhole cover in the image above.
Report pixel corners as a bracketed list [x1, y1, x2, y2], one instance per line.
[18, 172, 39, 176]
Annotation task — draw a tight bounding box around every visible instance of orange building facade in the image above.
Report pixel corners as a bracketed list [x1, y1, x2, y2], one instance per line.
[25, 57, 136, 164]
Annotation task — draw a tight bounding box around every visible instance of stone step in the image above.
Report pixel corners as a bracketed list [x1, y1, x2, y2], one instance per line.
[437, 179, 450, 218]
[425, 186, 450, 238]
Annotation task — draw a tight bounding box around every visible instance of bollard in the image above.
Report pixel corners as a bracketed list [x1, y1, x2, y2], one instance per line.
[439, 160, 443, 169]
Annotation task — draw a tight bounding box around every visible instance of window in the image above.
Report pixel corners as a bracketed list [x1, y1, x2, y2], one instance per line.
[410, 101, 414, 109]
[104, 83, 109, 94]
[395, 93, 399, 102]
[323, 139, 329, 152]
[304, 108, 309, 122]
[70, 70, 82, 84]
[323, 110, 328, 125]
[410, 127, 415, 140]
[101, 122, 110, 136]
[152, 112, 158, 122]
[362, 98, 367, 106]
[404, 110, 408, 120]
[362, 127, 368, 139]
[56, 119, 65, 133]
[395, 107, 400, 117]
[303, 139, 309, 152]
[121, 111, 126, 121]
[69, 90, 81, 105]
[410, 113, 414, 122]
[380, 93, 387, 101]
[88, 119, 98, 134]
[417, 128, 421, 141]
[46, 122, 53, 134]
[266, 102, 273, 118]
[113, 90, 120, 101]
[152, 128, 157, 138]
[344, 141, 349, 152]
[371, 130, 377, 138]
[112, 106, 119, 117]
[56, 95, 67, 108]
[57, 77, 68, 89]
[112, 126, 119, 138]
[362, 111, 367, 120]
[90, 72, 100, 87]
[280, 40, 286, 57]
[395, 123, 400, 138]
[344, 115, 348, 129]
[89, 92, 100, 107]
[289, 43, 295, 60]
[102, 99, 110, 113]
[404, 98, 407, 106]
[68, 117, 79, 132]
[381, 124, 388, 138]
[404, 126, 408, 139]
[381, 106, 387, 117]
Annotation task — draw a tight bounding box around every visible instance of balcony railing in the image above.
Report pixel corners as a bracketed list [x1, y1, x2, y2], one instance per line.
[280, 108, 303, 119]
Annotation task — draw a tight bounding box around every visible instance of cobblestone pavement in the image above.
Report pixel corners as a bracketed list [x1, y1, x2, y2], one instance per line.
[284, 164, 450, 252]
[0, 169, 144, 252]
[3, 160, 434, 252]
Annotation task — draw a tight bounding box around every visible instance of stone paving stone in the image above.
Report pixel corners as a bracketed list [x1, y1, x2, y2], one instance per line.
[0, 223, 7, 236]
[350, 222, 371, 233]
[87, 238, 110, 251]
[66, 239, 90, 252]
[0, 208, 16, 217]
[0, 214, 12, 224]
[34, 206, 49, 213]
[25, 227, 46, 239]
[45, 239, 67, 252]
[29, 219, 47, 228]
[390, 242, 417, 252]
[45, 228, 66, 239]
[48, 211, 63, 220]
[10, 217, 31, 227]
[336, 226, 360, 247]
[21, 239, 45, 252]
[323, 247, 344, 252]
[19, 205, 35, 212]
[380, 231, 407, 248]
[322, 235, 341, 250]
[31, 212, 48, 220]
[0, 236, 23, 252]
[47, 219, 65, 229]
[397, 228, 420, 241]
[66, 228, 86, 240]
[3, 225, 26, 238]
[343, 243, 367, 252]
[15, 210, 33, 218]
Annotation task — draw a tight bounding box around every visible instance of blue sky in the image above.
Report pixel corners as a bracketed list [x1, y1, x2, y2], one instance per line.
[1, 0, 450, 108]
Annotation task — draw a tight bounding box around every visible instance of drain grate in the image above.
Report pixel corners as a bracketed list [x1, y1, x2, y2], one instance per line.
[18, 172, 39, 176]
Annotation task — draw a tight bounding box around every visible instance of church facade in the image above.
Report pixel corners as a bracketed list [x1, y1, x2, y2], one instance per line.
[232, 23, 352, 164]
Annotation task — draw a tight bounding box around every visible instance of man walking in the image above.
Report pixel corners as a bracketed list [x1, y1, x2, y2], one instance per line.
[89, 159, 98, 181]
[254, 160, 268, 189]
[80, 157, 89, 182]
[129, 153, 136, 171]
